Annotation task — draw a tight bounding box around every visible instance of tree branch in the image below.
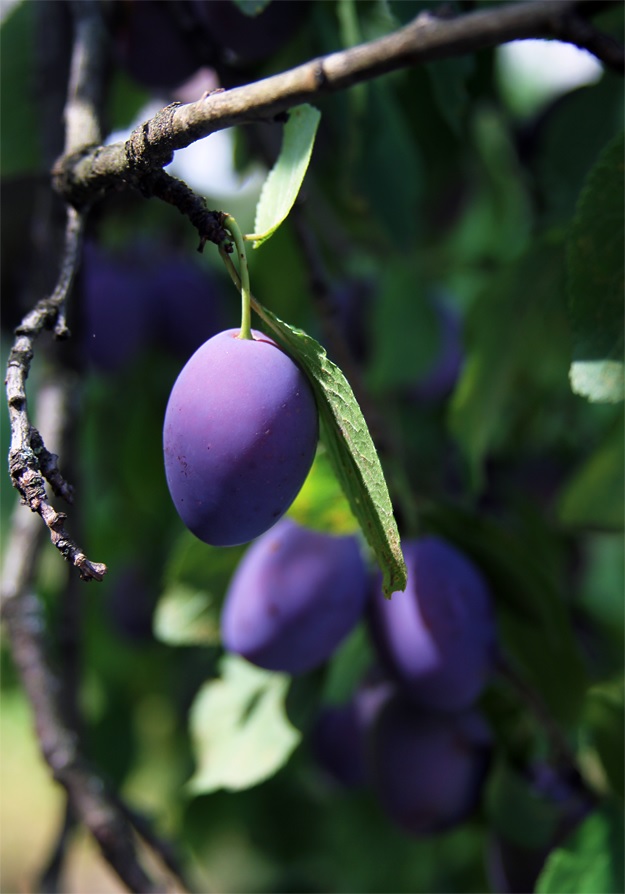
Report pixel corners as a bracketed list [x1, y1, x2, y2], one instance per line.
[0, 591, 168, 893]
[52, 0, 623, 208]
[5, 205, 107, 582]
[4, 0, 112, 582]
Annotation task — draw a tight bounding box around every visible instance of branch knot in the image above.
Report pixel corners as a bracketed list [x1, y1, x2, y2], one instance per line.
[126, 102, 182, 175]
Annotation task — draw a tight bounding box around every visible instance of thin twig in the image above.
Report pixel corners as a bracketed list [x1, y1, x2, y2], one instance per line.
[138, 169, 230, 251]
[5, 205, 107, 582]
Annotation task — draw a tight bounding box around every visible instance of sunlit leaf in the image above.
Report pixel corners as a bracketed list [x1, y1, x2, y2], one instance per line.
[288, 446, 359, 535]
[188, 654, 301, 793]
[536, 806, 624, 894]
[250, 104, 321, 248]
[153, 585, 219, 646]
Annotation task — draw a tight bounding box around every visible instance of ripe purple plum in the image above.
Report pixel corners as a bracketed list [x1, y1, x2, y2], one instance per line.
[221, 519, 368, 674]
[368, 537, 496, 711]
[369, 695, 491, 836]
[310, 677, 394, 788]
[80, 242, 152, 372]
[163, 330, 318, 546]
[194, 1, 310, 70]
[110, 0, 207, 90]
[151, 256, 230, 359]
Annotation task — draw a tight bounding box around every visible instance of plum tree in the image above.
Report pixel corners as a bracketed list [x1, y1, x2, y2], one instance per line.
[221, 518, 368, 673]
[368, 694, 492, 836]
[368, 537, 497, 711]
[163, 329, 318, 547]
[5, 0, 622, 889]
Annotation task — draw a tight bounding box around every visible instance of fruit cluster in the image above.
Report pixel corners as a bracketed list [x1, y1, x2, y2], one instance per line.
[160, 312, 495, 836]
[219, 516, 496, 837]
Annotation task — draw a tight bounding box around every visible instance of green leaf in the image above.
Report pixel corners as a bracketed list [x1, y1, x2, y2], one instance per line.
[0, 1, 42, 177]
[485, 760, 562, 849]
[449, 244, 570, 489]
[154, 532, 245, 646]
[536, 806, 624, 894]
[567, 132, 625, 403]
[577, 533, 625, 634]
[559, 421, 625, 530]
[162, 529, 244, 595]
[250, 297, 407, 597]
[426, 56, 475, 137]
[187, 654, 301, 794]
[534, 75, 624, 228]
[322, 624, 376, 706]
[356, 81, 422, 251]
[445, 107, 532, 274]
[153, 585, 219, 646]
[366, 261, 439, 394]
[288, 446, 359, 535]
[250, 104, 321, 248]
[583, 679, 625, 800]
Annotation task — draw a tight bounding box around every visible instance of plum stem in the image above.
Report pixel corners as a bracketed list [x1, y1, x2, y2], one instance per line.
[224, 214, 253, 340]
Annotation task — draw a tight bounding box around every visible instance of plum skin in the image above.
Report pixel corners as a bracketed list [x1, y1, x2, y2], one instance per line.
[311, 678, 394, 788]
[368, 695, 491, 836]
[163, 329, 318, 547]
[368, 537, 496, 711]
[221, 519, 368, 674]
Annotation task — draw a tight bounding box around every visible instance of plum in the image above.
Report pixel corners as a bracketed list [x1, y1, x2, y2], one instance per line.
[194, 0, 310, 70]
[110, 0, 207, 90]
[151, 255, 230, 359]
[221, 519, 368, 673]
[310, 677, 394, 788]
[163, 329, 318, 546]
[368, 537, 496, 711]
[368, 695, 491, 836]
[80, 241, 152, 372]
